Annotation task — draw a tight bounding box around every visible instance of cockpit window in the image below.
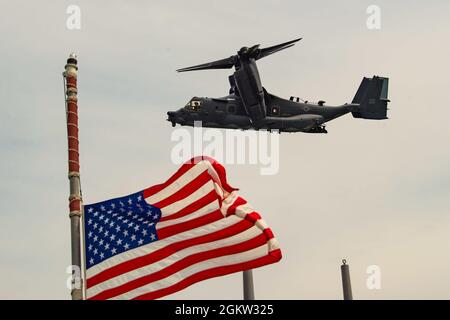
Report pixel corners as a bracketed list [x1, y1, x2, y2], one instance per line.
[185, 99, 202, 111]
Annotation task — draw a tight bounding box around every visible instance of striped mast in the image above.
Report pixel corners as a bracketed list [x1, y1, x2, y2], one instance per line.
[63, 53, 84, 300]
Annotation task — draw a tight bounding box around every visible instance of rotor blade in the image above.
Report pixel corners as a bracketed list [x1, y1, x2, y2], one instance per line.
[256, 37, 302, 60]
[177, 56, 236, 72]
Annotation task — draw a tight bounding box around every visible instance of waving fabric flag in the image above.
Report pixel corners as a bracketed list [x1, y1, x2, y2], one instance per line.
[83, 157, 281, 300]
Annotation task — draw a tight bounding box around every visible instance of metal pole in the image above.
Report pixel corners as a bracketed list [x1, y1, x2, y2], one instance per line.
[340, 259, 353, 300]
[243, 270, 255, 300]
[63, 53, 83, 300]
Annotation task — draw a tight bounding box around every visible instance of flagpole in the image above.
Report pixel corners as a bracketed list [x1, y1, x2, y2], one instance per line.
[243, 270, 255, 300]
[341, 259, 353, 300]
[63, 53, 84, 300]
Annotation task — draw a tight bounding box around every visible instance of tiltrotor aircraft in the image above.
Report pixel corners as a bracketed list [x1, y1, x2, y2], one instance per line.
[167, 38, 390, 133]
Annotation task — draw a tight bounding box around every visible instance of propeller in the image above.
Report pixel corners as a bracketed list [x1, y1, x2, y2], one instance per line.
[177, 37, 302, 72]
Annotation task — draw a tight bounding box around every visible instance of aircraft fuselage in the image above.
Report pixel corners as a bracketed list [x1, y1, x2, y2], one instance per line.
[168, 93, 358, 133]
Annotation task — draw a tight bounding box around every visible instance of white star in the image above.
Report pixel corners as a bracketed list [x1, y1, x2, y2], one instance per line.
[138, 239, 144, 245]
[153, 214, 159, 220]
[109, 222, 114, 227]
[89, 258, 94, 265]
[111, 248, 117, 255]
[99, 215, 104, 220]
[133, 214, 138, 219]
[99, 226, 103, 233]
[110, 203, 116, 209]
[93, 248, 98, 255]
[88, 231, 93, 238]
[88, 208, 94, 213]
[131, 234, 136, 241]
[124, 243, 130, 250]
[119, 201, 125, 207]
[128, 198, 133, 205]
[104, 230, 109, 237]
[104, 243, 110, 250]
[137, 195, 142, 201]
[150, 233, 156, 240]
[128, 222, 134, 228]
[100, 205, 106, 211]
[110, 234, 116, 241]
[134, 225, 139, 231]
[142, 229, 147, 236]
[100, 252, 104, 259]
[88, 219, 92, 225]
[88, 244, 92, 251]
[116, 239, 122, 245]
[115, 226, 121, 232]
[93, 235, 98, 242]
[93, 223, 98, 229]
[99, 239, 104, 246]
[93, 211, 99, 217]
[123, 230, 128, 237]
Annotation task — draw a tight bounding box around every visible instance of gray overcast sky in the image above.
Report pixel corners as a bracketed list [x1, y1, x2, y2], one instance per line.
[1, 0, 449, 299]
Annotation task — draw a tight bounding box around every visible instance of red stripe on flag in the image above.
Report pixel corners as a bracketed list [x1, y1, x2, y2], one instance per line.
[263, 228, 274, 240]
[142, 163, 195, 199]
[158, 190, 219, 222]
[226, 196, 247, 216]
[246, 212, 261, 223]
[151, 170, 211, 209]
[156, 210, 223, 240]
[143, 157, 238, 199]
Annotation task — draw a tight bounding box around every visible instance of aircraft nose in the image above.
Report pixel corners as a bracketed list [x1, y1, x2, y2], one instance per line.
[167, 111, 177, 127]
[167, 111, 177, 121]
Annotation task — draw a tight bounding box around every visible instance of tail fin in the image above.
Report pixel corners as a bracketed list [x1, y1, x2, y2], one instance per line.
[352, 76, 390, 120]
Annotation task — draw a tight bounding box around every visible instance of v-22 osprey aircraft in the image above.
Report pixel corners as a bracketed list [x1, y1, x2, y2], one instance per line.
[167, 38, 390, 133]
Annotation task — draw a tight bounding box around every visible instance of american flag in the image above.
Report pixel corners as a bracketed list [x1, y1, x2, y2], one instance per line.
[83, 157, 281, 300]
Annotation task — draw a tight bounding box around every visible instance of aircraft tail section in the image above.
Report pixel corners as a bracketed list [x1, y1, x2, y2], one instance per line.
[352, 76, 389, 120]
